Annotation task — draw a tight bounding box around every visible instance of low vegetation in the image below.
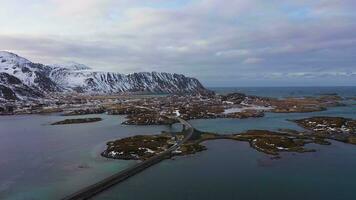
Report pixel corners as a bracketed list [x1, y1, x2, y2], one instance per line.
[51, 117, 102, 125]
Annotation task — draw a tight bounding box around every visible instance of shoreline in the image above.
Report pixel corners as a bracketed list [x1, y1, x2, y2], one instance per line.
[62, 116, 194, 200]
[101, 116, 355, 161]
[51, 117, 103, 125]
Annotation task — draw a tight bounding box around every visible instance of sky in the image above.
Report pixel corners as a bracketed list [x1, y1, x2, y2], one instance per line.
[0, 0, 355, 86]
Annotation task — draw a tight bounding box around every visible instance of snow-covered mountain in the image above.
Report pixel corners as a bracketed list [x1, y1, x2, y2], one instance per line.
[0, 51, 210, 101]
[0, 72, 44, 101]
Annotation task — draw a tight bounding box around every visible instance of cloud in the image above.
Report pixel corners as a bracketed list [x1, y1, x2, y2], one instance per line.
[0, 0, 355, 86]
[50, 0, 112, 17]
[215, 49, 249, 57]
[243, 57, 264, 64]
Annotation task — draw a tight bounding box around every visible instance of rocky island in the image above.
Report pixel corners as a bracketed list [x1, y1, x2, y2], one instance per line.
[101, 129, 330, 160]
[1, 84, 345, 122]
[103, 93, 342, 125]
[51, 117, 102, 125]
[102, 115, 355, 160]
[102, 134, 176, 160]
[294, 116, 356, 144]
[101, 133, 206, 160]
[102, 126, 333, 160]
[62, 107, 106, 116]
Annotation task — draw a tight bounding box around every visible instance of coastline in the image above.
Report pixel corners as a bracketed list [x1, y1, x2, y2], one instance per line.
[0, 87, 355, 200]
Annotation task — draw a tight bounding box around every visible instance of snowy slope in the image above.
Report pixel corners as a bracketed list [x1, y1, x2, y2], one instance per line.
[0, 51, 210, 101]
[49, 68, 207, 94]
[0, 51, 60, 93]
[0, 72, 44, 101]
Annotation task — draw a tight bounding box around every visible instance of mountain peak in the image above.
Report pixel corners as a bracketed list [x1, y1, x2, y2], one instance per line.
[0, 51, 31, 66]
[50, 61, 91, 71]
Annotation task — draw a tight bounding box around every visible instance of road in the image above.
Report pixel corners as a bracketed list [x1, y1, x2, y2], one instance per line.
[62, 116, 194, 200]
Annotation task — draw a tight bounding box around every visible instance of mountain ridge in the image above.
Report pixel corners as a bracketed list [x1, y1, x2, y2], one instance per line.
[0, 51, 211, 101]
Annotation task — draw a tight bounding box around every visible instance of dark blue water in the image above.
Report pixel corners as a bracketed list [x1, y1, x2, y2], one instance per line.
[0, 87, 355, 199]
[94, 87, 356, 200]
[211, 86, 356, 98]
[0, 114, 174, 199]
[95, 140, 356, 200]
[95, 109, 356, 200]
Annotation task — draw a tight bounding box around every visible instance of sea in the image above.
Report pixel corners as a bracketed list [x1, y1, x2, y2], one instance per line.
[0, 87, 355, 200]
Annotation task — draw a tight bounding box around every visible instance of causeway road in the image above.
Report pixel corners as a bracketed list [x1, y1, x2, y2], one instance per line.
[62, 117, 193, 200]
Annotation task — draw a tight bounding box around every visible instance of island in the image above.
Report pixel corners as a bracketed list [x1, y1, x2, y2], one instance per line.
[62, 107, 105, 116]
[51, 117, 102, 125]
[102, 116, 355, 160]
[101, 129, 330, 160]
[293, 116, 356, 144]
[101, 133, 207, 160]
[1, 92, 345, 122]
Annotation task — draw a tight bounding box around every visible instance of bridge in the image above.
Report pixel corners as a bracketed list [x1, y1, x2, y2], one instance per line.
[62, 117, 194, 200]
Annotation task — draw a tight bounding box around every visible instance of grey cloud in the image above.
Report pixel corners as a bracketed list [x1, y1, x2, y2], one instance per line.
[0, 0, 355, 86]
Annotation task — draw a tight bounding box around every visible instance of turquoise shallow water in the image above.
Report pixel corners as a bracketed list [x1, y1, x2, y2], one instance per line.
[0, 87, 355, 199]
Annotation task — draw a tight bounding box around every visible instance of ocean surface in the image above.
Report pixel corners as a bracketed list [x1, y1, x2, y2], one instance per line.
[210, 86, 356, 98]
[0, 87, 355, 200]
